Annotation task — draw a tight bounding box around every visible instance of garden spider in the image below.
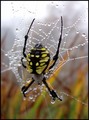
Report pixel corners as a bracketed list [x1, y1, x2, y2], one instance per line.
[21, 16, 63, 101]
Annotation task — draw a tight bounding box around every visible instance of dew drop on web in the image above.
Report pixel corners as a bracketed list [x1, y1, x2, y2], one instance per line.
[76, 31, 79, 34]
[29, 95, 33, 100]
[23, 97, 26, 101]
[51, 99, 55, 104]
[82, 33, 86, 37]
[39, 28, 42, 31]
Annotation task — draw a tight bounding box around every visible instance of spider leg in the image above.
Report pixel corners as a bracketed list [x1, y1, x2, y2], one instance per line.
[21, 78, 35, 97]
[21, 19, 35, 97]
[21, 18, 35, 68]
[21, 57, 26, 68]
[23, 18, 35, 58]
[48, 16, 63, 70]
[42, 77, 62, 101]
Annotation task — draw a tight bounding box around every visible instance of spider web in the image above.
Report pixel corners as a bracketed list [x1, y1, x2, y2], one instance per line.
[1, 1, 88, 106]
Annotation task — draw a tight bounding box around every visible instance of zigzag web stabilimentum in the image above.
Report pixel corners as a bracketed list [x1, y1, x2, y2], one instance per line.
[1, 1, 88, 112]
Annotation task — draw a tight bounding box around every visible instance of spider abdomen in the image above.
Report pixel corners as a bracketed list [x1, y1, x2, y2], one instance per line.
[26, 44, 50, 74]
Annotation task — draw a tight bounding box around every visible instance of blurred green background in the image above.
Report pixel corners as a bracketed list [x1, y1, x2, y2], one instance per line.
[1, 59, 88, 119]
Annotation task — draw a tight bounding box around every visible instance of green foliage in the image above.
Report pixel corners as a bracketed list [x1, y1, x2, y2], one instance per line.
[1, 67, 88, 119]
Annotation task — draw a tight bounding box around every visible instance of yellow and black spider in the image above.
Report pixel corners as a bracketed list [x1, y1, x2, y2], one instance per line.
[21, 17, 63, 101]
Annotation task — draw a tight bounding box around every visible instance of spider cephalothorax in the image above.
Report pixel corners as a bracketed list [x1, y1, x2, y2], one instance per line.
[21, 17, 63, 101]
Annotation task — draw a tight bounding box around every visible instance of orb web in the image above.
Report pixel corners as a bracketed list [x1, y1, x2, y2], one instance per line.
[1, 1, 88, 106]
